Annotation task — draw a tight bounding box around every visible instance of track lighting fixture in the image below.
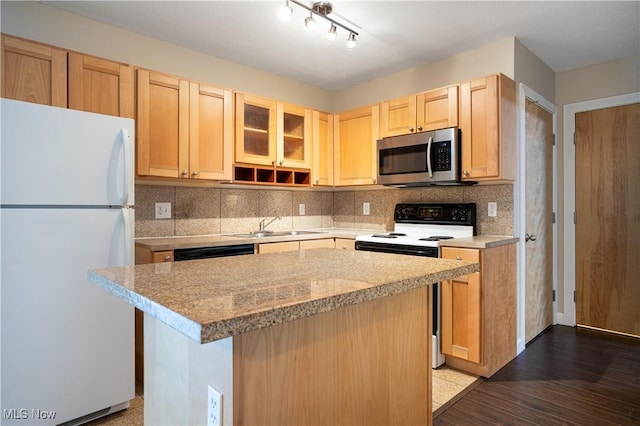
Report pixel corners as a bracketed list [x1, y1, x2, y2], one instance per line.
[279, 0, 359, 48]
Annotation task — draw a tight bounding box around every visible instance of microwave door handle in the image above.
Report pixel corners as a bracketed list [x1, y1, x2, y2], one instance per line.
[427, 136, 433, 177]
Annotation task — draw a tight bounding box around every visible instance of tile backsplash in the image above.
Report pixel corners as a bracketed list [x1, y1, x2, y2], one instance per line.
[135, 184, 513, 238]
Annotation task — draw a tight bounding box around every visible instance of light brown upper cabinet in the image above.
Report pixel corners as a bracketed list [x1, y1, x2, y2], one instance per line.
[188, 82, 233, 180]
[460, 74, 515, 182]
[2, 35, 67, 107]
[312, 111, 334, 186]
[380, 85, 459, 137]
[235, 93, 312, 169]
[334, 104, 380, 186]
[68, 52, 134, 118]
[137, 69, 233, 180]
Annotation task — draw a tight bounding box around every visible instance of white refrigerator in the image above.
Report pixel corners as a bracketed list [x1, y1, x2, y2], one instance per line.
[1, 99, 135, 425]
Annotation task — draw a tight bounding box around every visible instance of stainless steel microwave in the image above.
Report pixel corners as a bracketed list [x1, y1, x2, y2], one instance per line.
[377, 127, 464, 186]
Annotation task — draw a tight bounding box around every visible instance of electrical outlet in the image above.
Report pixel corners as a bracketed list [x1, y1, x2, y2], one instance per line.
[207, 385, 222, 426]
[155, 202, 171, 219]
[363, 202, 370, 216]
[299, 203, 305, 216]
[488, 202, 497, 217]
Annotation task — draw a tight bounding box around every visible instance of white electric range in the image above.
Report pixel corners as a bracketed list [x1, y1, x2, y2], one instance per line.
[355, 203, 477, 368]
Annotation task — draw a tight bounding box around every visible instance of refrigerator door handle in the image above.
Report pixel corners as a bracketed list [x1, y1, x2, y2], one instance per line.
[122, 208, 133, 265]
[120, 128, 132, 206]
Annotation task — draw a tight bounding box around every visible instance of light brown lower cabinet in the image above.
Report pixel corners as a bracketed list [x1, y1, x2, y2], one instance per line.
[441, 243, 516, 377]
[335, 238, 356, 250]
[258, 238, 337, 253]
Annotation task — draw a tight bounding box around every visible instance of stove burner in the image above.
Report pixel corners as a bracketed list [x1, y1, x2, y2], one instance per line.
[372, 234, 398, 239]
[419, 236, 455, 242]
[389, 233, 407, 237]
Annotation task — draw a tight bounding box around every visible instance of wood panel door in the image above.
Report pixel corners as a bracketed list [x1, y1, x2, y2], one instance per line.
[68, 52, 134, 118]
[1, 35, 67, 107]
[380, 95, 416, 137]
[575, 103, 640, 336]
[136, 69, 189, 178]
[312, 111, 334, 186]
[460, 74, 516, 182]
[189, 82, 233, 180]
[524, 100, 554, 342]
[334, 104, 379, 186]
[416, 85, 458, 132]
[235, 93, 277, 166]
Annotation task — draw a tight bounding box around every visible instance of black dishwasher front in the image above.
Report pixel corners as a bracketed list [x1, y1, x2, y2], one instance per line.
[173, 244, 254, 261]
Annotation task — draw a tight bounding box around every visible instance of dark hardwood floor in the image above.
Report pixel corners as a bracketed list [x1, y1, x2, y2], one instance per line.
[434, 325, 640, 425]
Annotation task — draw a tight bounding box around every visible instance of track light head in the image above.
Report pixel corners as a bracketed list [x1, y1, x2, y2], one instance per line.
[278, 1, 293, 20]
[346, 32, 357, 49]
[326, 23, 337, 41]
[305, 12, 318, 32]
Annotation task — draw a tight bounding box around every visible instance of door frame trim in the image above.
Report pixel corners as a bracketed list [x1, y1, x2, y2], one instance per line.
[562, 92, 640, 327]
[516, 83, 556, 354]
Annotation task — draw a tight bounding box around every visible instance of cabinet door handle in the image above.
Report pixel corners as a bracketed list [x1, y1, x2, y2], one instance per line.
[192, 170, 199, 176]
[456, 256, 462, 261]
[463, 170, 470, 176]
[417, 125, 423, 131]
[525, 233, 537, 243]
[279, 160, 284, 166]
[181, 170, 188, 176]
[409, 127, 414, 132]
[164, 255, 172, 262]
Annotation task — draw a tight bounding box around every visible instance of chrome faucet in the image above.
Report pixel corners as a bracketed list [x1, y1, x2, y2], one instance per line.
[259, 215, 281, 232]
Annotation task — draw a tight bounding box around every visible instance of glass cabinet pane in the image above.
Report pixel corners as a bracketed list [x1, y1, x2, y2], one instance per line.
[244, 104, 269, 156]
[283, 112, 304, 160]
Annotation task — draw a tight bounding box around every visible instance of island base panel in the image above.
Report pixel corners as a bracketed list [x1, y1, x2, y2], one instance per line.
[144, 313, 234, 425]
[233, 285, 431, 425]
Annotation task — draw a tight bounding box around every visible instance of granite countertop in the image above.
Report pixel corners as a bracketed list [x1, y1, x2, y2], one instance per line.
[440, 235, 519, 249]
[135, 228, 377, 251]
[88, 248, 479, 344]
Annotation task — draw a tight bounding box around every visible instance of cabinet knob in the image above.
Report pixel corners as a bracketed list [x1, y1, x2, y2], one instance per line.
[272, 160, 276, 166]
[417, 126, 423, 131]
[372, 178, 377, 184]
[455, 256, 463, 261]
[164, 255, 171, 262]
[463, 170, 470, 176]
[192, 170, 199, 176]
[181, 170, 188, 176]
[409, 127, 414, 132]
[279, 160, 284, 166]
[315, 179, 319, 184]
[341, 246, 347, 250]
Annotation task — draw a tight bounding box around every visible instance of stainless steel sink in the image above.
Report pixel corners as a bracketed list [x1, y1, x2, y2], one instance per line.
[228, 230, 326, 238]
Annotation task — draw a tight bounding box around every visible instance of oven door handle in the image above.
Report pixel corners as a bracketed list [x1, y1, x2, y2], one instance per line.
[426, 136, 433, 177]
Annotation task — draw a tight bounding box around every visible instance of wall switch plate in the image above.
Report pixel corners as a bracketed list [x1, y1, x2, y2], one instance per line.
[299, 203, 305, 216]
[363, 202, 370, 216]
[207, 385, 222, 426]
[155, 202, 171, 219]
[488, 202, 497, 217]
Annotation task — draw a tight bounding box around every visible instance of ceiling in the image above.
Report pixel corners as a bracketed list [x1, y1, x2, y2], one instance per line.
[44, 1, 640, 91]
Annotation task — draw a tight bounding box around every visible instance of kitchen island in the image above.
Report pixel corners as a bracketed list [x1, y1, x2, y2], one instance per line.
[88, 248, 479, 425]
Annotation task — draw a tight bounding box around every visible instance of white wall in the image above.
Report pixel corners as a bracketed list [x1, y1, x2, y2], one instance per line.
[331, 38, 516, 112]
[514, 39, 555, 102]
